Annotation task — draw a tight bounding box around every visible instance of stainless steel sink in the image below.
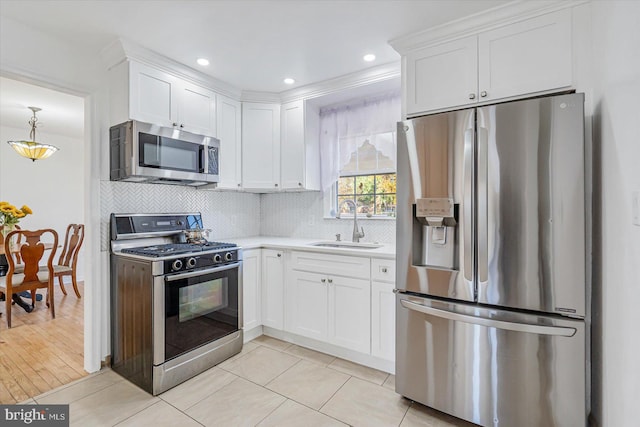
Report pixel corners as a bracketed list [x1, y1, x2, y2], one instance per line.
[310, 241, 383, 250]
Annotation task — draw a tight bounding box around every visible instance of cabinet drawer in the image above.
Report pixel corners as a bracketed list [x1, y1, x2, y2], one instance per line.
[290, 251, 370, 279]
[371, 258, 395, 283]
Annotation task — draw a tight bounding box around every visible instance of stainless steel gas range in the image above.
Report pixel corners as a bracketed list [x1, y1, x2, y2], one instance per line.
[110, 212, 242, 395]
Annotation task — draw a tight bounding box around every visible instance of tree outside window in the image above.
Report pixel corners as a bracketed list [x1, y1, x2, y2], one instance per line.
[336, 137, 396, 217]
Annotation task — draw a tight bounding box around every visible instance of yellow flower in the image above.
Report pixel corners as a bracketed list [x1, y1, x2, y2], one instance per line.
[21, 205, 33, 215]
[0, 201, 9, 207]
[15, 211, 26, 218]
[1, 205, 14, 213]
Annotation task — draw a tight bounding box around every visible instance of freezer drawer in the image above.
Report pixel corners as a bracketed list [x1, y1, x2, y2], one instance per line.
[396, 294, 586, 427]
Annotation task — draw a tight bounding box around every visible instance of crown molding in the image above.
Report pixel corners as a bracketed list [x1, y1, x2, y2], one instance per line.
[100, 38, 242, 99]
[240, 91, 282, 103]
[279, 61, 401, 104]
[389, 0, 589, 54]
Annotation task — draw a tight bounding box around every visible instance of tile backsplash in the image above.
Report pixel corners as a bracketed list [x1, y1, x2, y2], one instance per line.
[100, 183, 395, 250]
[100, 181, 261, 250]
[260, 191, 396, 244]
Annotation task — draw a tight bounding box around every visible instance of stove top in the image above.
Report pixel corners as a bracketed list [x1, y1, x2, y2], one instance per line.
[121, 241, 237, 258]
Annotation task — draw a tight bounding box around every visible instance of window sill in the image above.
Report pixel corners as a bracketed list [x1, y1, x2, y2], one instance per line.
[322, 215, 396, 221]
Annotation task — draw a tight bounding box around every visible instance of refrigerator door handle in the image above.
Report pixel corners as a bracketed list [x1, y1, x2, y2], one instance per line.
[400, 299, 576, 337]
[463, 127, 474, 283]
[477, 123, 488, 285]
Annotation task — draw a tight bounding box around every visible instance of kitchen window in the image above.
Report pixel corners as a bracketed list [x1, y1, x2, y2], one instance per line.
[319, 92, 400, 219]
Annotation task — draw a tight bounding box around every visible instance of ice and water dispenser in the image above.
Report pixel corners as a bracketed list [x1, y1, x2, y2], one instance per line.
[413, 197, 458, 270]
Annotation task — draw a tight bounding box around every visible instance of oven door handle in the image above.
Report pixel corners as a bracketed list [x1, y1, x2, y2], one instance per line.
[165, 262, 241, 281]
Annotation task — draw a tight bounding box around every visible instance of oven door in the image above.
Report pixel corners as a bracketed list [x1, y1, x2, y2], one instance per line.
[154, 262, 240, 364]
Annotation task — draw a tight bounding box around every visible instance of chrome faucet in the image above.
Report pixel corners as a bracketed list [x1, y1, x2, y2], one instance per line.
[337, 199, 365, 243]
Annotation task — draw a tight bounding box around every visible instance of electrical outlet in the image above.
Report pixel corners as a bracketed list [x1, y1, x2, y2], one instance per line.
[633, 190, 640, 226]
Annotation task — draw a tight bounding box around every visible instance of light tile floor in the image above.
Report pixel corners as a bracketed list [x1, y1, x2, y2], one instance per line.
[25, 336, 477, 427]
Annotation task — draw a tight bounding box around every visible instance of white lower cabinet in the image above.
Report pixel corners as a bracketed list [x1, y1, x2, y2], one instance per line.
[286, 252, 371, 353]
[329, 275, 371, 354]
[242, 249, 261, 332]
[371, 281, 395, 361]
[261, 249, 284, 330]
[288, 269, 370, 353]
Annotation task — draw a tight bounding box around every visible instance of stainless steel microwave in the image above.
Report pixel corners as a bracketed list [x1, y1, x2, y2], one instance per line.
[110, 120, 219, 186]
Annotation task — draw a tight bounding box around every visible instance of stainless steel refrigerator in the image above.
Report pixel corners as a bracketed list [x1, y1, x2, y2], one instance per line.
[395, 92, 587, 427]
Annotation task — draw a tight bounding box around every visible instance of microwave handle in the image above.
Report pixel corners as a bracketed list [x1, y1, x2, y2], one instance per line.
[205, 146, 219, 175]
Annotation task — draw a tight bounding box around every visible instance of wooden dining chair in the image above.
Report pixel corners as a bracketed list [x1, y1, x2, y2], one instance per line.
[53, 224, 84, 298]
[0, 228, 58, 328]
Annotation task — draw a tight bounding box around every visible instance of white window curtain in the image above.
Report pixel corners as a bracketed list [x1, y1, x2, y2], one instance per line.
[319, 91, 401, 191]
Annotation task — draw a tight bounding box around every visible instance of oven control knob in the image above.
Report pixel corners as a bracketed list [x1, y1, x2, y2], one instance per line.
[172, 259, 183, 271]
[214, 254, 222, 263]
[224, 252, 233, 261]
[186, 257, 197, 268]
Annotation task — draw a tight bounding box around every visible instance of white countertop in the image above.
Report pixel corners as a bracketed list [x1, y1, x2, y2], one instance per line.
[229, 236, 396, 259]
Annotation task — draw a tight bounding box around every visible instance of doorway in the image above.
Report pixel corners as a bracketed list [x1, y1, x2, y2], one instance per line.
[0, 76, 86, 403]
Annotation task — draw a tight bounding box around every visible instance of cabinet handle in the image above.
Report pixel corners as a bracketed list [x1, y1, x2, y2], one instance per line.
[275, 183, 279, 187]
[468, 93, 476, 100]
[321, 278, 326, 283]
[298, 182, 302, 187]
[180, 124, 184, 128]
[328, 278, 333, 284]
[237, 183, 241, 187]
[480, 91, 488, 97]
[277, 253, 281, 257]
[172, 122, 178, 127]
[382, 267, 388, 273]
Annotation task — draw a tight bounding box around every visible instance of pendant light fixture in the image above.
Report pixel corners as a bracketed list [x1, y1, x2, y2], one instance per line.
[7, 106, 59, 162]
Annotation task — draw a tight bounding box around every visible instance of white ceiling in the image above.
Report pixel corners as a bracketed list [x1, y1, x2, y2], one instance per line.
[0, 0, 511, 137]
[0, 0, 509, 93]
[0, 77, 85, 139]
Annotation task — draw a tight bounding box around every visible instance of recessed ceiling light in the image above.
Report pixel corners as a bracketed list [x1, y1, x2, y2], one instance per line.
[197, 58, 210, 66]
[283, 78, 295, 85]
[363, 54, 376, 62]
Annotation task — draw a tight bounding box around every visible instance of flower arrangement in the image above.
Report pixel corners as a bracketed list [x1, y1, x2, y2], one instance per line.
[0, 201, 33, 226]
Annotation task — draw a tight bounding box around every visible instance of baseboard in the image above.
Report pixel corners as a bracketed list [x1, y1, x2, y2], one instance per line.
[262, 326, 395, 374]
[243, 325, 264, 343]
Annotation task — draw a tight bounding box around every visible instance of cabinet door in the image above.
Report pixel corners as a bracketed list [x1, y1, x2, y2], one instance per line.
[242, 249, 261, 332]
[129, 61, 177, 127]
[371, 281, 395, 361]
[216, 95, 242, 189]
[242, 103, 281, 189]
[280, 100, 305, 189]
[478, 9, 572, 102]
[288, 270, 328, 341]
[261, 249, 284, 330]
[329, 276, 371, 353]
[177, 81, 216, 136]
[405, 35, 478, 115]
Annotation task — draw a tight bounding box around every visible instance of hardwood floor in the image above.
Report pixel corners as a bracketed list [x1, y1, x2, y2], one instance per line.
[0, 282, 85, 404]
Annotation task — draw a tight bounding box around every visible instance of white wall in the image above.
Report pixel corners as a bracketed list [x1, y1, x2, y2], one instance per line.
[261, 191, 396, 243]
[590, 1, 640, 426]
[0, 125, 85, 279]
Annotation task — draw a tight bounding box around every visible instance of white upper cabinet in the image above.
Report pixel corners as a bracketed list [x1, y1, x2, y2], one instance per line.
[477, 9, 572, 103]
[177, 80, 217, 136]
[114, 61, 217, 136]
[405, 36, 478, 114]
[402, 9, 573, 116]
[242, 102, 281, 190]
[216, 95, 242, 189]
[280, 100, 320, 191]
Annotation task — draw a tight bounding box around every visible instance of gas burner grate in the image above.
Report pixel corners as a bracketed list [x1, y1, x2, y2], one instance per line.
[122, 241, 236, 257]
